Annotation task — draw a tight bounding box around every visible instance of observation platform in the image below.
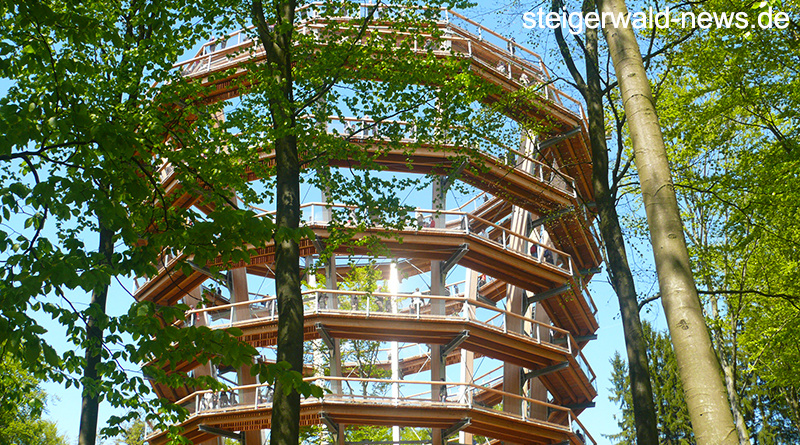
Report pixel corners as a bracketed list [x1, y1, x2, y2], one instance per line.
[156, 121, 601, 271]
[145, 4, 601, 445]
[134, 205, 599, 337]
[172, 8, 594, 201]
[153, 289, 596, 408]
[146, 377, 596, 445]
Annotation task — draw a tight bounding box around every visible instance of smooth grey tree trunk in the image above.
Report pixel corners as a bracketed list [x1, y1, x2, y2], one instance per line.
[597, 0, 737, 443]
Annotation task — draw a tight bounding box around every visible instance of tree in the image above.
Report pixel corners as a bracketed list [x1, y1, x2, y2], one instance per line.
[596, 0, 738, 442]
[548, 0, 659, 441]
[1, 1, 274, 444]
[607, 322, 693, 445]
[644, 0, 799, 441]
[224, 3, 501, 445]
[114, 417, 145, 445]
[0, 355, 70, 445]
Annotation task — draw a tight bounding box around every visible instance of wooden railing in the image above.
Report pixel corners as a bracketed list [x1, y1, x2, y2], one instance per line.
[162, 375, 596, 444]
[184, 286, 597, 386]
[171, 3, 587, 122]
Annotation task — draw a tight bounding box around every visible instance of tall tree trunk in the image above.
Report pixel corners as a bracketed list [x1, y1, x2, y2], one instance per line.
[252, 2, 303, 445]
[78, 221, 114, 445]
[583, 18, 659, 445]
[597, 0, 737, 442]
[708, 293, 751, 444]
[551, 1, 658, 441]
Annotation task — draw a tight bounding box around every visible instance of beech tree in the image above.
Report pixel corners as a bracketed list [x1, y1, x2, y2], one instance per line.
[225, 2, 500, 444]
[596, 0, 738, 442]
[652, 0, 799, 439]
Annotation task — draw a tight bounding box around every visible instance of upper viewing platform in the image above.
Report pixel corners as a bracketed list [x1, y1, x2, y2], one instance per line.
[170, 3, 595, 202]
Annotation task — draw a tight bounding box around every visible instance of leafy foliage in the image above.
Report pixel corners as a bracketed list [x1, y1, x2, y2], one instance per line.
[0, 355, 69, 445]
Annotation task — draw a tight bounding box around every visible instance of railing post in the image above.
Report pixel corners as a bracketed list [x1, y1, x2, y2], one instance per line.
[366, 295, 370, 317]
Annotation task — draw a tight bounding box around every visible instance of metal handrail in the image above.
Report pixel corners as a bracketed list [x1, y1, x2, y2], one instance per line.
[185, 287, 597, 389]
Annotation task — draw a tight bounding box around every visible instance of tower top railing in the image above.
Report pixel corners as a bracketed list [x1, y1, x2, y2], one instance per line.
[172, 3, 586, 121]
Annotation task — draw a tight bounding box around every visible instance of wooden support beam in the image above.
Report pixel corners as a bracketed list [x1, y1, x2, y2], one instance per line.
[442, 418, 472, 439]
[565, 401, 596, 411]
[553, 334, 597, 344]
[441, 244, 469, 276]
[312, 237, 326, 253]
[476, 294, 496, 307]
[321, 413, 339, 436]
[537, 126, 582, 150]
[579, 266, 602, 276]
[529, 207, 576, 229]
[524, 284, 571, 309]
[187, 261, 227, 285]
[441, 161, 468, 193]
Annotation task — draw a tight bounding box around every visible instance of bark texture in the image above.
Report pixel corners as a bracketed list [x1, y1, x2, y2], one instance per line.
[252, 2, 303, 445]
[78, 223, 114, 445]
[597, 0, 738, 443]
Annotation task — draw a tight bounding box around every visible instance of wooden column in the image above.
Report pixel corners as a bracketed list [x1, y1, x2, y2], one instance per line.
[459, 269, 478, 445]
[229, 269, 261, 445]
[528, 302, 552, 421]
[184, 285, 222, 445]
[502, 198, 527, 444]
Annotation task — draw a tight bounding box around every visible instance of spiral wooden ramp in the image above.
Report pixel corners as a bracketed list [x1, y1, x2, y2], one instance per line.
[142, 4, 601, 445]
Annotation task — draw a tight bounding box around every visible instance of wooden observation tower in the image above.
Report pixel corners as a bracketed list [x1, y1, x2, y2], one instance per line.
[140, 4, 601, 445]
